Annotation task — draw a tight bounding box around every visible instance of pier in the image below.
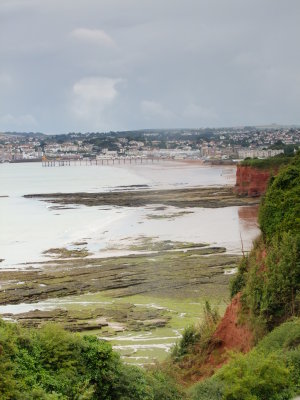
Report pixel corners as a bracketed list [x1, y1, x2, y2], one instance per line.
[42, 156, 158, 167]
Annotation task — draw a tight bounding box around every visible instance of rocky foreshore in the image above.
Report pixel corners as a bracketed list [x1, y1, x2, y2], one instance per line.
[0, 244, 240, 333]
[24, 186, 259, 208]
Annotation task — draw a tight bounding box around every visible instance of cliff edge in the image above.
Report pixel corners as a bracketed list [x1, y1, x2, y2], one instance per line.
[234, 164, 276, 197]
[234, 155, 291, 197]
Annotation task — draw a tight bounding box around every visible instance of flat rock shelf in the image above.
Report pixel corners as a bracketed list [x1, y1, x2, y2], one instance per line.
[24, 186, 259, 208]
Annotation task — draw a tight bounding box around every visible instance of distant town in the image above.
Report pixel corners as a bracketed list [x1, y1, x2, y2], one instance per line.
[0, 126, 299, 163]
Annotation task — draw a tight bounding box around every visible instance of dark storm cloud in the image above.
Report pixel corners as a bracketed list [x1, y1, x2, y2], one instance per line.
[0, 0, 299, 132]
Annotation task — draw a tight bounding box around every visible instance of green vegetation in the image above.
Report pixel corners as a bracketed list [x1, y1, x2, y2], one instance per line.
[240, 153, 291, 169]
[2, 315, 298, 399]
[156, 302, 222, 384]
[232, 151, 300, 330]
[173, 152, 300, 399]
[229, 256, 248, 298]
[242, 233, 299, 330]
[259, 151, 300, 238]
[189, 319, 300, 400]
[270, 140, 299, 156]
[0, 319, 184, 400]
[172, 302, 220, 362]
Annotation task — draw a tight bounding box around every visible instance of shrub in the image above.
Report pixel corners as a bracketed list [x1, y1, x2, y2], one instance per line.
[243, 233, 300, 328]
[172, 301, 220, 361]
[190, 319, 300, 400]
[172, 325, 200, 360]
[259, 151, 300, 239]
[230, 256, 248, 298]
[146, 369, 186, 400]
[0, 320, 184, 400]
[189, 378, 224, 400]
[240, 154, 291, 170]
[218, 352, 292, 400]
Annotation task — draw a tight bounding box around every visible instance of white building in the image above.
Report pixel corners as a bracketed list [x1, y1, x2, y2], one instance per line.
[238, 149, 284, 159]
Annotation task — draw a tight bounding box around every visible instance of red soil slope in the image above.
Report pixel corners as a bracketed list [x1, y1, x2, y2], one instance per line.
[185, 294, 254, 382]
[213, 293, 253, 354]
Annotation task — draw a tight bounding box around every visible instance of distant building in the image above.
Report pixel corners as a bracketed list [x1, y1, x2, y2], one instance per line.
[238, 149, 284, 159]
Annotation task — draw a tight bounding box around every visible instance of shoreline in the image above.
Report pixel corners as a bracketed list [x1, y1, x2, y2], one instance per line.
[2, 158, 236, 165]
[1, 164, 259, 364]
[0, 240, 240, 363]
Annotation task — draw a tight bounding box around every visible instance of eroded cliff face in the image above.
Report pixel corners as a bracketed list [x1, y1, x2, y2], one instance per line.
[234, 165, 278, 197]
[213, 293, 253, 354]
[188, 294, 254, 380]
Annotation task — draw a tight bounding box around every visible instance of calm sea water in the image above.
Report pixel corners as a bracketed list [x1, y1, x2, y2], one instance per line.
[0, 162, 259, 267]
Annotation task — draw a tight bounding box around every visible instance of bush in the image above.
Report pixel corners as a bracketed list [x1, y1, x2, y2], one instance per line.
[256, 318, 300, 353]
[230, 256, 248, 298]
[243, 233, 300, 328]
[189, 378, 224, 400]
[172, 325, 200, 360]
[172, 301, 220, 361]
[259, 151, 300, 239]
[0, 320, 184, 400]
[240, 154, 291, 170]
[146, 369, 186, 400]
[218, 352, 292, 400]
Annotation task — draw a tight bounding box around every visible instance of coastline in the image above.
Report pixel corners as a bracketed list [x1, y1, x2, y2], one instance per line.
[0, 162, 260, 365]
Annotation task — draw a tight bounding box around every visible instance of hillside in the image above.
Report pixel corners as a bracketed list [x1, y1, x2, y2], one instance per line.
[168, 151, 300, 399]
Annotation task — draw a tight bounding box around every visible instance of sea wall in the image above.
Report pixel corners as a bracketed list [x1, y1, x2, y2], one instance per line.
[234, 165, 278, 197]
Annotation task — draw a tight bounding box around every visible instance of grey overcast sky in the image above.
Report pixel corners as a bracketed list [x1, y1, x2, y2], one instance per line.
[0, 0, 299, 133]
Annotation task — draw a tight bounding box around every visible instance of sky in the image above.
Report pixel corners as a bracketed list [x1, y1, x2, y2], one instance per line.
[0, 0, 299, 133]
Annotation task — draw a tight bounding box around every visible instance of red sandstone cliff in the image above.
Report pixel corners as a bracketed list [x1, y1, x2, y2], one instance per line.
[234, 165, 278, 197]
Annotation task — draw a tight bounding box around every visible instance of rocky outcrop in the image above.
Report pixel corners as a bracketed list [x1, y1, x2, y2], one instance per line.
[24, 186, 258, 208]
[2, 306, 169, 333]
[235, 165, 278, 197]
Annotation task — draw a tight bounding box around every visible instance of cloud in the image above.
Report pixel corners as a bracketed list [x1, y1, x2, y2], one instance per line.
[0, 113, 38, 130]
[183, 104, 218, 122]
[0, 73, 13, 87]
[70, 77, 122, 129]
[141, 100, 173, 119]
[1, 0, 300, 131]
[0, 0, 38, 14]
[70, 28, 116, 47]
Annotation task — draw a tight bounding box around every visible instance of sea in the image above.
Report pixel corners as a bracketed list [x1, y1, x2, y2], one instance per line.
[0, 161, 259, 269]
